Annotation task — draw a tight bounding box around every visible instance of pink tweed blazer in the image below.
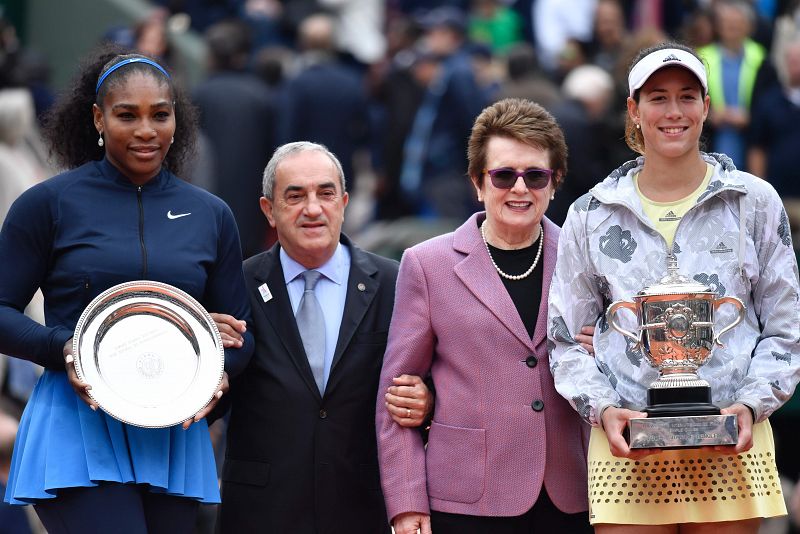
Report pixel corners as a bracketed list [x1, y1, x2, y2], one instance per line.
[376, 212, 590, 521]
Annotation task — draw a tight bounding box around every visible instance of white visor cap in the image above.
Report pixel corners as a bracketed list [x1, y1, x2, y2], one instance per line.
[628, 48, 708, 97]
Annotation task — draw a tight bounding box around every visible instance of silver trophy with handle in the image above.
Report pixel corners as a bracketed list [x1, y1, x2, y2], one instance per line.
[606, 255, 745, 449]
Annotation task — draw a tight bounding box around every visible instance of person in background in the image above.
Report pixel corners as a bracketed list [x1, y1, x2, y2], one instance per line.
[133, 8, 171, 63]
[469, 43, 502, 102]
[378, 98, 592, 534]
[698, 0, 767, 169]
[468, 0, 524, 55]
[277, 14, 370, 194]
[0, 88, 47, 227]
[680, 6, 715, 49]
[497, 43, 562, 110]
[0, 46, 254, 533]
[0, 88, 49, 423]
[532, 0, 596, 73]
[748, 38, 800, 221]
[770, 0, 800, 87]
[371, 16, 428, 221]
[588, 0, 629, 73]
[192, 19, 277, 257]
[548, 65, 615, 226]
[549, 41, 799, 533]
[0, 15, 55, 122]
[399, 6, 486, 221]
[318, 0, 387, 66]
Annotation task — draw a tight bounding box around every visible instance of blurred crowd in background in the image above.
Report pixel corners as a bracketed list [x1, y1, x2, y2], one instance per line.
[3, 0, 800, 532]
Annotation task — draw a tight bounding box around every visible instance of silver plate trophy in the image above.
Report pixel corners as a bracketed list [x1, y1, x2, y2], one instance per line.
[72, 281, 224, 428]
[606, 255, 745, 449]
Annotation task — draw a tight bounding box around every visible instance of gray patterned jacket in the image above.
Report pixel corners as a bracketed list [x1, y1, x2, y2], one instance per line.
[548, 152, 800, 426]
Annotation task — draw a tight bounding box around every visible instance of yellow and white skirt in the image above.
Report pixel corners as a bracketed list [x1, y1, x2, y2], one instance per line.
[588, 420, 786, 525]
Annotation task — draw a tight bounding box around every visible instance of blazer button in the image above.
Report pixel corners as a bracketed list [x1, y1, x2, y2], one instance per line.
[319, 409, 328, 419]
[525, 355, 538, 368]
[531, 400, 544, 412]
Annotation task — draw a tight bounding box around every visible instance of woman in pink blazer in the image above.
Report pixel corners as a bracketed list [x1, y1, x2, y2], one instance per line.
[376, 98, 592, 534]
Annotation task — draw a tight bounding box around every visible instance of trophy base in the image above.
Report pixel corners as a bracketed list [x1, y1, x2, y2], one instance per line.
[647, 382, 712, 407]
[645, 402, 720, 418]
[627, 413, 738, 449]
[624, 383, 738, 449]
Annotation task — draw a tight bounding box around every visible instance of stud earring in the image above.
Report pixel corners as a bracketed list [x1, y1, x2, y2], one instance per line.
[98, 133, 104, 147]
[550, 193, 555, 200]
[635, 123, 641, 130]
[170, 137, 174, 145]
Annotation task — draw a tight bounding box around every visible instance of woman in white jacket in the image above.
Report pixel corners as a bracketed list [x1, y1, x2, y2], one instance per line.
[548, 42, 800, 533]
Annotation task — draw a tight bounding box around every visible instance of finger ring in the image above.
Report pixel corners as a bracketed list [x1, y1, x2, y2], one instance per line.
[406, 408, 411, 418]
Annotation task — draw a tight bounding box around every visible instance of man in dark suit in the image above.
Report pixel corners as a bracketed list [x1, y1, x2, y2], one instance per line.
[192, 19, 276, 257]
[276, 14, 369, 192]
[212, 142, 424, 533]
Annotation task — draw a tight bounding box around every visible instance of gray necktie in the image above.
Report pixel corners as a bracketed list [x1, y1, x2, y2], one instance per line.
[296, 270, 326, 394]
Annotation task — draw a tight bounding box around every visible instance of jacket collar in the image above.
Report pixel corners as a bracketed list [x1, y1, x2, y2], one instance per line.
[95, 156, 171, 189]
[253, 233, 370, 283]
[590, 152, 748, 216]
[452, 212, 558, 351]
[251, 233, 379, 400]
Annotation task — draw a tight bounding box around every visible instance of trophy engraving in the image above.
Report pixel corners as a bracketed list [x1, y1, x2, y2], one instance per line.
[73, 281, 224, 428]
[136, 352, 166, 379]
[606, 255, 745, 449]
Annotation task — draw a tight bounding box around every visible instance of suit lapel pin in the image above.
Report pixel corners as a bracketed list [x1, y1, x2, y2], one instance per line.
[357, 282, 366, 292]
[258, 283, 272, 302]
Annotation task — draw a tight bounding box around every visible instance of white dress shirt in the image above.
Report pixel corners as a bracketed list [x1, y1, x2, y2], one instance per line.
[281, 243, 351, 391]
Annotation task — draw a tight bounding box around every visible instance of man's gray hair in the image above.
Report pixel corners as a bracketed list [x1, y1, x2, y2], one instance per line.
[562, 65, 613, 102]
[262, 141, 347, 200]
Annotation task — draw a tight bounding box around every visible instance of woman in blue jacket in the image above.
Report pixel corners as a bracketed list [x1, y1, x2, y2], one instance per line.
[0, 46, 254, 533]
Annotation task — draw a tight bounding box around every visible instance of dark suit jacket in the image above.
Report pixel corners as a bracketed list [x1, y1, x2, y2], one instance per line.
[192, 72, 276, 257]
[276, 60, 369, 190]
[216, 236, 397, 534]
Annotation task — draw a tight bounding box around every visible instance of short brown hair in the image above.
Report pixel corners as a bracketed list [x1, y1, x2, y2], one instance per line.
[467, 98, 567, 190]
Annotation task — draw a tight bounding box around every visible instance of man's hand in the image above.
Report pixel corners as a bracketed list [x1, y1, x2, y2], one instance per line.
[385, 375, 434, 427]
[210, 312, 246, 348]
[64, 338, 98, 410]
[575, 325, 596, 355]
[393, 512, 432, 534]
[183, 372, 230, 430]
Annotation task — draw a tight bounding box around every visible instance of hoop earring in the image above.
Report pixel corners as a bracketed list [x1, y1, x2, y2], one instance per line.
[98, 133, 104, 147]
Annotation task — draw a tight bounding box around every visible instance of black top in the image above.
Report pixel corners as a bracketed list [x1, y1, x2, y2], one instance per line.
[484, 227, 544, 339]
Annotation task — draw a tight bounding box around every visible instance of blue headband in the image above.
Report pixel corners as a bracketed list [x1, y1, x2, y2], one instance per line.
[95, 57, 170, 94]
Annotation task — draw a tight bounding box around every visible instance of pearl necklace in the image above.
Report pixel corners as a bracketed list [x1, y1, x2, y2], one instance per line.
[480, 220, 544, 281]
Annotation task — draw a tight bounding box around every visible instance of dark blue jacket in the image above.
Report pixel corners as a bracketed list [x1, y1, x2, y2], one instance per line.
[0, 157, 253, 374]
[749, 84, 800, 198]
[277, 59, 369, 188]
[193, 71, 277, 257]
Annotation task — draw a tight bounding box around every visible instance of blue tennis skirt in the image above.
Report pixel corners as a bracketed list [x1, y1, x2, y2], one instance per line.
[4, 370, 220, 505]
